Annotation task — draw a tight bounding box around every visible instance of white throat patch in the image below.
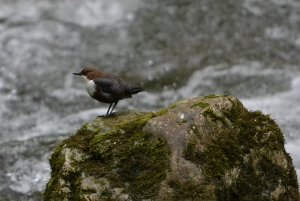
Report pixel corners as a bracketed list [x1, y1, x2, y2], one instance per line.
[81, 75, 96, 96]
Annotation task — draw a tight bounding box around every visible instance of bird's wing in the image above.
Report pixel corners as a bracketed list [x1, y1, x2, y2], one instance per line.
[94, 76, 144, 97]
[93, 77, 123, 95]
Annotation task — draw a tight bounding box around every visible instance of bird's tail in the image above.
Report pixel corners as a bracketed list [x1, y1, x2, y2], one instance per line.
[127, 86, 144, 94]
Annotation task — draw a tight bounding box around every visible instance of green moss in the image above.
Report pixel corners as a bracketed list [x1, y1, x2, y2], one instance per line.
[45, 111, 170, 201]
[202, 107, 231, 127]
[169, 103, 178, 109]
[202, 94, 221, 100]
[64, 124, 95, 151]
[43, 175, 62, 201]
[183, 98, 298, 200]
[202, 94, 232, 101]
[48, 143, 65, 174]
[183, 141, 198, 161]
[191, 101, 210, 109]
[45, 97, 299, 200]
[90, 113, 170, 200]
[44, 135, 77, 200]
[166, 179, 216, 200]
[155, 107, 169, 116]
[44, 123, 97, 200]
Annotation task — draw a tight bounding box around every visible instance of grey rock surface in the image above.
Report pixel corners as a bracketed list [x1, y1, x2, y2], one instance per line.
[44, 95, 299, 200]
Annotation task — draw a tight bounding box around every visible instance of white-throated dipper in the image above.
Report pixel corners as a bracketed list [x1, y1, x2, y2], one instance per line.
[73, 66, 144, 116]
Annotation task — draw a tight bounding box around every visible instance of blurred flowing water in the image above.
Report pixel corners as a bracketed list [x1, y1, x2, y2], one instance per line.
[0, 0, 299, 200]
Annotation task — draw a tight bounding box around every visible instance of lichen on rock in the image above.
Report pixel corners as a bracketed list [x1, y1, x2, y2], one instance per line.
[44, 95, 299, 201]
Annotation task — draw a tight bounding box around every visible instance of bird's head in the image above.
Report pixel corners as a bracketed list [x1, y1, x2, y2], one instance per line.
[73, 66, 104, 79]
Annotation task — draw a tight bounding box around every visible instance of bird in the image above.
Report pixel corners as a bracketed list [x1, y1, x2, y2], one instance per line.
[73, 66, 144, 116]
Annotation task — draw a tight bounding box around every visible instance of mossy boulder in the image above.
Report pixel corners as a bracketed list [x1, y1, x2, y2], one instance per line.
[44, 95, 299, 201]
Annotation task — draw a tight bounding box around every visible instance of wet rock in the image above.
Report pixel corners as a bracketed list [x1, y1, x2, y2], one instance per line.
[44, 95, 299, 200]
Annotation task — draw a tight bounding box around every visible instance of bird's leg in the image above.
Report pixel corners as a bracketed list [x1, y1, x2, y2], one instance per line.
[106, 102, 113, 116]
[110, 100, 119, 115]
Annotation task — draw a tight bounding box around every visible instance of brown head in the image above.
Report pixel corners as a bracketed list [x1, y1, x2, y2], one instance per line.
[73, 66, 104, 79]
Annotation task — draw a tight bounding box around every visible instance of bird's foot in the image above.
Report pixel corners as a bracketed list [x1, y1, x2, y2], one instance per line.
[107, 112, 117, 117]
[97, 112, 116, 118]
[97, 114, 106, 118]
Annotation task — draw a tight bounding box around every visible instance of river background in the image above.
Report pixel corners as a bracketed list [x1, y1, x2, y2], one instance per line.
[0, 0, 299, 200]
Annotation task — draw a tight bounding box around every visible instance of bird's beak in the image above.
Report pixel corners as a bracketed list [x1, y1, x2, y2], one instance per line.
[73, 72, 81, 75]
